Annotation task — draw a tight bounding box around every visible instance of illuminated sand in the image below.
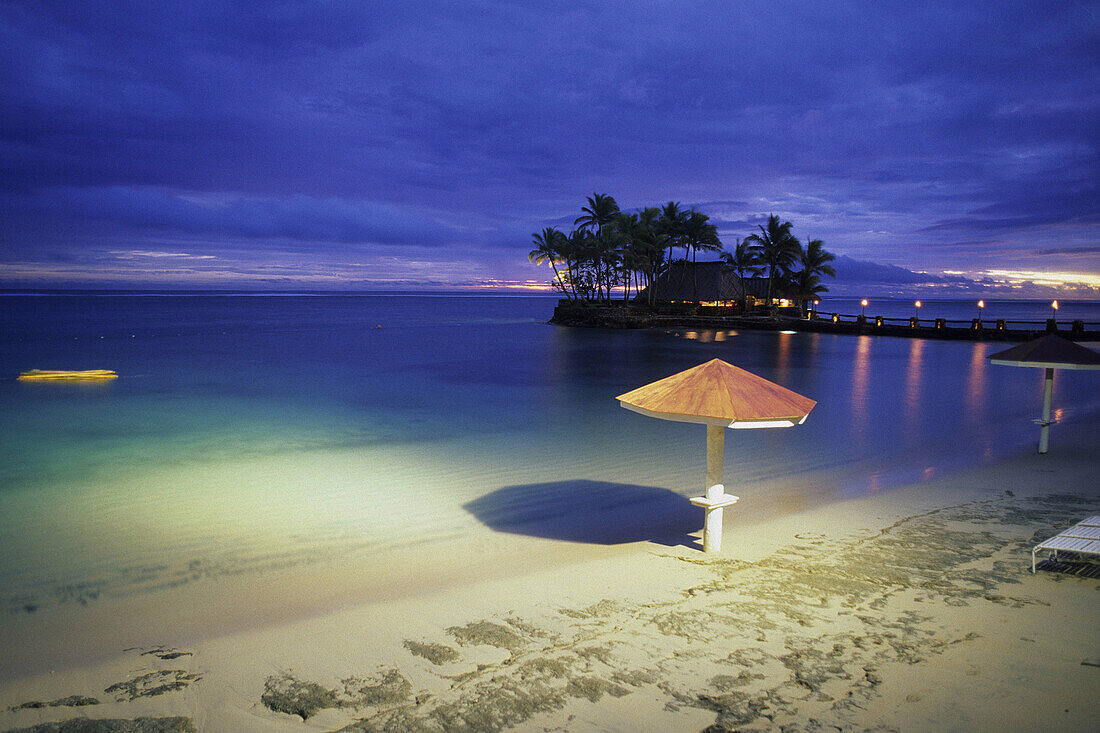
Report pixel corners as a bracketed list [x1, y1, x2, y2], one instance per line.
[1, 422, 1098, 732]
[0, 425, 906, 677]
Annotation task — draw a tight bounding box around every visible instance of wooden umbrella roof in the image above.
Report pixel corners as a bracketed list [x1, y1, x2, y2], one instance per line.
[616, 358, 817, 428]
[988, 334, 1100, 370]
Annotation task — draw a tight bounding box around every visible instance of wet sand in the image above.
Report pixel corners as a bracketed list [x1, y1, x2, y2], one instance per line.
[1, 420, 1097, 732]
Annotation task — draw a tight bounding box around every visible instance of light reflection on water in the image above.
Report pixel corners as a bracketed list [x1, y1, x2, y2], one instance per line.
[849, 335, 872, 451]
[964, 342, 992, 458]
[775, 331, 792, 385]
[964, 342, 989, 425]
[903, 338, 924, 443]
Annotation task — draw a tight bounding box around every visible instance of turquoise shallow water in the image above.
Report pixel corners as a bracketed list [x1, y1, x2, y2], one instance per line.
[1, 293, 1098, 619]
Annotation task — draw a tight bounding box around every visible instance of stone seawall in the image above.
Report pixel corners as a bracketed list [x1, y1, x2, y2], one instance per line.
[550, 303, 1097, 342]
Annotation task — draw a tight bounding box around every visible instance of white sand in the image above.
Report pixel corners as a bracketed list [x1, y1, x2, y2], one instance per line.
[1, 417, 1097, 732]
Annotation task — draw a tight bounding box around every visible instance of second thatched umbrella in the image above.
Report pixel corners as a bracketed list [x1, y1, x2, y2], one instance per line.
[988, 334, 1100, 454]
[617, 358, 817, 552]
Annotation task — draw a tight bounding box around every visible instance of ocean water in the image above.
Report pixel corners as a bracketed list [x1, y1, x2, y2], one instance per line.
[1, 293, 1098, 626]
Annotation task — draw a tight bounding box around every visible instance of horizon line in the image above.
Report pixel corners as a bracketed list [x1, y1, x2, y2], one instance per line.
[0, 287, 1095, 303]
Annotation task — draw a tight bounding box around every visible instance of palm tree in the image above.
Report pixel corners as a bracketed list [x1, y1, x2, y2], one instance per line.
[610, 211, 641, 303]
[561, 228, 597, 304]
[719, 237, 761, 312]
[682, 210, 722, 301]
[632, 207, 668, 306]
[574, 194, 620, 302]
[574, 193, 620, 235]
[658, 201, 688, 296]
[529, 227, 571, 299]
[745, 214, 800, 307]
[800, 239, 836, 279]
[791, 269, 828, 317]
[795, 238, 836, 315]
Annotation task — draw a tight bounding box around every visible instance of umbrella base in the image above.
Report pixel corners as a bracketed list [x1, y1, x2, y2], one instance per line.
[690, 485, 739, 553]
[689, 494, 740, 510]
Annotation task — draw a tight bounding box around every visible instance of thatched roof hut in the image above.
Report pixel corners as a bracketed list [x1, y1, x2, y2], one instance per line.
[633, 261, 773, 305]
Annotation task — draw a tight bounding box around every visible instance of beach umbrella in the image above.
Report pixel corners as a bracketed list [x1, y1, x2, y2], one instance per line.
[988, 335, 1100, 454]
[617, 358, 816, 552]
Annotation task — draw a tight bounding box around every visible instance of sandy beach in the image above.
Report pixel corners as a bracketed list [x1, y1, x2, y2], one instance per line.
[1, 412, 1097, 733]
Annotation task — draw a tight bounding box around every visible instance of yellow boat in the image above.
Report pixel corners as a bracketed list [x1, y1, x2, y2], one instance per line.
[17, 369, 118, 381]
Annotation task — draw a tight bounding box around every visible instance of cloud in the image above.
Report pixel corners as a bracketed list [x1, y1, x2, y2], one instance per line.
[0, 1, 1096, 288]
[1040, 246, 1100, 256]
[14, 187, 463, 247]
[109, 250, 217, 260]
[919, 184, 1099, 235]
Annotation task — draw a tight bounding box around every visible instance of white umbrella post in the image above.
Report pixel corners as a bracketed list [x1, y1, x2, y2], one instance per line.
[689, 425, 739, 552]
[1037, 367, 1055, 454]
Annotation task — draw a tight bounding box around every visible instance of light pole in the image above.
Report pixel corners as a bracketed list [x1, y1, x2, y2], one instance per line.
[914, 300, 921, 319]
[1051, 300, 1059, 322]
[977, 299, 984, 322]
[860, 298, 867, 317]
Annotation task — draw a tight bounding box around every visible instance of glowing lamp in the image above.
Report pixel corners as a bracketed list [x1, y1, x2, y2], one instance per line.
[860, 299, 867, 316]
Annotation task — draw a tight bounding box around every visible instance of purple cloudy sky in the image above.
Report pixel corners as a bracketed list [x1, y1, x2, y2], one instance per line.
[2, 1, 1097, 296]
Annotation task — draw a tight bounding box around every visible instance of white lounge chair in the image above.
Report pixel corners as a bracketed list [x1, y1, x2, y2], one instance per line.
[1032, 517, 1100, 572]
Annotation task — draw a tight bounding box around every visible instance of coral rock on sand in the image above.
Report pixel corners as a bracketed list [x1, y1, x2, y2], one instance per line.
[2, 718, 194, 733]
[8, 697, 100, 711]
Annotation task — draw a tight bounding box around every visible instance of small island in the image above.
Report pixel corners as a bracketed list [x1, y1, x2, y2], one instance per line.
[533, 195, 1094, 342]
[530, 194, 833, 317]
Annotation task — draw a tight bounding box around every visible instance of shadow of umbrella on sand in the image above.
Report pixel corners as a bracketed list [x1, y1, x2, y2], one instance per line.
[617, 358, 816, 553]
[988, 334, 1100, 454]
[464, 481, 699, 547]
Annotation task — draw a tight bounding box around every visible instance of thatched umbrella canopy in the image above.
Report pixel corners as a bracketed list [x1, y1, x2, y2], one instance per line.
[988, 335, 1100, 454]
[617, 359, 816, 552]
